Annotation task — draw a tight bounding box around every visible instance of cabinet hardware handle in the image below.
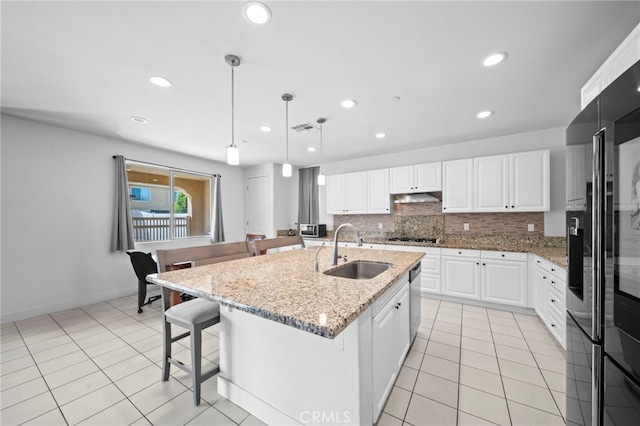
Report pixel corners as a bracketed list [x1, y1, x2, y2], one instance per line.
[551, 268, 555, 272]
[501, 254, 505, 257]
[551, 323, 556, 327]
[476, 262, 480, 265]
[543, 276, 547, 279]
[511, 205, 514, 208]
[551, 280, 556, 284]
[459, 251, 462, 254]
[482, 263, 486, 266]
[551, 299, 556, 303]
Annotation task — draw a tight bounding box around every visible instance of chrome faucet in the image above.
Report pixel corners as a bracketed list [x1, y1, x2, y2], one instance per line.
[332, 223, 362, 266]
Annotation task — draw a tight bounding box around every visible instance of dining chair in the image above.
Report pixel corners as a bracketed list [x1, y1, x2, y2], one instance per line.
[246, 233, 266, 243]
[251, 235, 305, 256]
[126, 251, 161, 314]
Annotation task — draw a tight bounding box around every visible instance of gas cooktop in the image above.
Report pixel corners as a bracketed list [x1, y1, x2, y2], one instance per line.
[387, 237, 438, 243]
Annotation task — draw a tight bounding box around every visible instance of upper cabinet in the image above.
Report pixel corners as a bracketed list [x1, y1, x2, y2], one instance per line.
[327, 170, 390, 215]
[326, 172, 367, 215]
[510, 150, 550, 212]
[367, 169, 391, 214]
[446, 150, 550, 213]
[581, 23, 640, 109]
[442, 159, 474, 212]
[389, 162, 441, 194]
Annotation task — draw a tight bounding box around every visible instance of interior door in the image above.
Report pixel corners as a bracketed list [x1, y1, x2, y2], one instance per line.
[246, 175, 269, 236]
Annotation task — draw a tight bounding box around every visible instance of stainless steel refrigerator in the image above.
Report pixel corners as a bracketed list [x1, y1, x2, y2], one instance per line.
[566, 59, 640, 425]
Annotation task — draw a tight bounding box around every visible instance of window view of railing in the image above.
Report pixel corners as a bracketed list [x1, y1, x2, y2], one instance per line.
[126, 162, 212, 242]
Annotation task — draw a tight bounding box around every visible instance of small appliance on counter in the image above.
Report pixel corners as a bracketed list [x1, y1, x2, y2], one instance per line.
[299, 224, 327, 238]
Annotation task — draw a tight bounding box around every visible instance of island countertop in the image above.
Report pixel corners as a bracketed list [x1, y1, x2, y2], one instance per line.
[148, 247, 423, 339]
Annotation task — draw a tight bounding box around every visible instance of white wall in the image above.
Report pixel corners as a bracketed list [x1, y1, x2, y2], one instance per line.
[0, 115, 245, 323]
[319, 126, 567, 236]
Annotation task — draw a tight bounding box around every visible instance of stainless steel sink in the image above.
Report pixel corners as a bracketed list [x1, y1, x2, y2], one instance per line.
[323, 261, 391, 280]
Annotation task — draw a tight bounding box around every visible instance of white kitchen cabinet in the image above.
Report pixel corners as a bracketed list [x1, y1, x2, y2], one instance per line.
[480, 251, 528, 307]
[441, 248, 481, 299]
[326, 172, 367, 214]
[386, 245, 441, 295]
[372, 279, 410, 421]
[510, 150, 550, 212]
[442, 159, 474, 213]
[532, 255, 566, 349]
[474, 155, 509, 212]
[367, 168, 391, 214]
[389, 162, 441, 194]
[581, 22, 640, 109]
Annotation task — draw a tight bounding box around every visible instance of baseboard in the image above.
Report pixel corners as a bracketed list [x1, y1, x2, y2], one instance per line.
[0, 287, 137, 324]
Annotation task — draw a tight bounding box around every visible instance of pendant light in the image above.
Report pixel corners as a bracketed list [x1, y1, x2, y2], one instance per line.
[281, 93, 293, 177]
[225, 54, 241, 166]
[316, 117, 326, 185]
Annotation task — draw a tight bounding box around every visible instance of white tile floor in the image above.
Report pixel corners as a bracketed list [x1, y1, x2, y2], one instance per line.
[1, 293, 566, 425]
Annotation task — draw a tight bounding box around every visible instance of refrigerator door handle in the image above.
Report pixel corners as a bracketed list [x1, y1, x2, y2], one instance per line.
[592, 129, 606, 341]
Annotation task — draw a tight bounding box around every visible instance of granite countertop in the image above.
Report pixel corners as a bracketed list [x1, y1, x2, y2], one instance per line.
[306, 235, 567, 268]
[148, 247, 423, 339]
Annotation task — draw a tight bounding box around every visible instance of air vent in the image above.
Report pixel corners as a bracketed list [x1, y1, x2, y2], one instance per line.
[291, 122, 318, 133]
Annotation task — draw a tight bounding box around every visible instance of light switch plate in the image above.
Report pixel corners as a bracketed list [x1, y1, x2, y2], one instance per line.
[528, 224, 535, 232]
[463, 223, 469, 231]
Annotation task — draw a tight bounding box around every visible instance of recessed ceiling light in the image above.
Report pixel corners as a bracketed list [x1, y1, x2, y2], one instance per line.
[130, 116, 148, 123]
[476, 111, 493, 119]
[637, 85, 640, 92]
[341, 99, 357, 109]
[260, 126, 272, 132]
[149, 76, 172, 88]
[376, 133, 386, 138]
[242, 2, 272, 25]
[307, 147, 316, 152]
[482, 52, 508, 67]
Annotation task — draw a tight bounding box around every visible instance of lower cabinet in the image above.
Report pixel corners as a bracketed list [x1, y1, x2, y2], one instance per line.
[480, 251, 528, 307]
[533, 255, 566, 349]
[441, 249, 481, 300]
[372, 279, 410, 422]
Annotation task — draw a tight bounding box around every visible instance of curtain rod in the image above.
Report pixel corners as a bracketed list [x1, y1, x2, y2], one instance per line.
[112, 155, 220, 178]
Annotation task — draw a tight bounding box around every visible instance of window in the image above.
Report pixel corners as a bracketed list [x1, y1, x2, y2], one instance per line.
[130, 187, 150, 202]
[126, 162, 213, 242]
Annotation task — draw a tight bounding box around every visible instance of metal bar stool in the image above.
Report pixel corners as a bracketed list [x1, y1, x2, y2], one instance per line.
[160, 287, 220, 405]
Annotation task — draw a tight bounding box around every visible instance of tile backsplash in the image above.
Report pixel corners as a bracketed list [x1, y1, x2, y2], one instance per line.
[333, 200, 545, 239]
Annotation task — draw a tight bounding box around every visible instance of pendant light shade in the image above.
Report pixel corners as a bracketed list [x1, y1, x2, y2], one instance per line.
[225, 54, 241, 165]
[282, 93, 293, 177]
[317, 117, 326, 185]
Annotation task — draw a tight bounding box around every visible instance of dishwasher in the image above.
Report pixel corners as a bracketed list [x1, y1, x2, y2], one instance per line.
[409, 262, 422, 342]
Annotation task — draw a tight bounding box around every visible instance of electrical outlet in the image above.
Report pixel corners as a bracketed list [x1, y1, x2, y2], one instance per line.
[463, 223, 470, 231]
[528, 224, 535, 232]
[378, 223, 383, 229]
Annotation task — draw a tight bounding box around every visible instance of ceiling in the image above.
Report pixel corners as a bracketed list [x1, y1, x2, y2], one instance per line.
[2, 1, 639, 167]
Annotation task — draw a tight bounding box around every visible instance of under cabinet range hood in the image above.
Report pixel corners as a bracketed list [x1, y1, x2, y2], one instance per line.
[393, 193, 440, 203]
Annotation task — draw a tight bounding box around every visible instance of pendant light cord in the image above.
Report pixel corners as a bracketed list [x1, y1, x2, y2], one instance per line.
[319, 123, 323, 173]
[231, 65, 235, 148]
[285, 99, 289, 163]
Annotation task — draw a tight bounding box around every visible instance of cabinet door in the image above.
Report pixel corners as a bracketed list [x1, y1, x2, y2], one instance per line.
[389, 166, 413, 194]
[510, 150, 550, 211]
[367, 169, 391, 214]
[442, 159, 473, 213]
[442, 256, 480, 299]
[394, 284, 411, 370]
[414, 162, 442, 192]
[481, 260, 527, 307]
[346, 172, 367, 214]
[372, 298, 397, 419]
[474, 155, 509, 212]
[326, 174, 346, 214]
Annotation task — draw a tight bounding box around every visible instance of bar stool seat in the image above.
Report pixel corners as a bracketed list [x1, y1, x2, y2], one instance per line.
[161, 289, 220, 405]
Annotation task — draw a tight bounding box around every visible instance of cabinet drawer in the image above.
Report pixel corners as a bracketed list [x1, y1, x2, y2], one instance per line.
[422, 255, 441, 274]
[441, 248, 480, 258]
[546, 306, 566, 348]
[548, 275, 565, 297]
[373, 275, 409, 317]
[547, 282, 565, 317]
[533, 256, 566, 281]
[481, 251, 527, 262]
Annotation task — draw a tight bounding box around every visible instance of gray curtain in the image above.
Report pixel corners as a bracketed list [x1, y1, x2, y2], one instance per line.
[110, 155, 135, 251]
[210, 175, 225, 243]
[298, 166, 319, 225]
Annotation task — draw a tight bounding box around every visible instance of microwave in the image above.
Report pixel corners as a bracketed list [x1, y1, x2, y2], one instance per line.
[299, 224, 327, 238]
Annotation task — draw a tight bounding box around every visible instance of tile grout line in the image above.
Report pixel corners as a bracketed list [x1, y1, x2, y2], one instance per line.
[487, 310, 514, 426]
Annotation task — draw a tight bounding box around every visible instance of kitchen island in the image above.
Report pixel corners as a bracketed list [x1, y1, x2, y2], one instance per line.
[148, 246, 423, 425]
